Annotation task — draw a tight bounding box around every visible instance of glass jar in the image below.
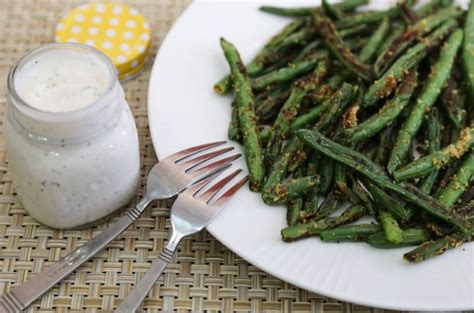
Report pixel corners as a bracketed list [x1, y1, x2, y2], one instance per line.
[4, 43, 140, 229]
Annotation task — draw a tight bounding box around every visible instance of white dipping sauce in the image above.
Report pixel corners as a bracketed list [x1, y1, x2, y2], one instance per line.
[4, 44, 140, 229]
[14, 49, 110, 112]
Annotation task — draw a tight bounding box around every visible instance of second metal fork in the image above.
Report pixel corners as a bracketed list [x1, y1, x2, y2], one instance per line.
[115, 169, 248, 312]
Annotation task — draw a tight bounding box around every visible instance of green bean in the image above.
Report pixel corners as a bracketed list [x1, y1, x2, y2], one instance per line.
[266, 60, 329, 160]
[278, 27, 317, 49]
[336, 9, 395, 29]
[403, 233, 465, 262]
[375, 123, 397, 166]
[374, 7, 462, 77]
[367, 228, 432, 249]
[379, 210, 403, 244]
[345, 69, 418, 143]
[316, 83, 353, 131]
[252, 51, 328, 91]
[314, 12, 372, 81]
[318, 157, 335, 195]
[296, 129, 472, 234]
[463, 0, 474, 102]
[304, 190, 319, 213]
[297, 129, 391, 184]
[255, 88, 290, 121]
[322, 0, 343, 21]
[262, 138, 301, 204]
[358, 17, 390, 63]
[320, 224, 381, 242]
[291, 101, 330, 131]
[363, 18, 458, 108]
[438, 153, 474, 207]
[287, 198, 303, 226]
[362, 178, 413, 222]
[259, 126, 272, 146]
[334, 163, 355, 201]
[419, 108, 442, 194]
[377, 25, 404, 59]
[416, 0, 454, 19]
[259, 0, 369, 17]
[265, 176, 319, 205]
[314, 191, 339, 220]
[220, 38, 265, 191]
[281, 205, 366, 242]
[228, 101, 241, 142]
[214, 19, 307, 95]
[351, 176, 377, 216]
[387, 29, 463, 173]
[394, 125, 474, 181]
[439, 75, 466, 129]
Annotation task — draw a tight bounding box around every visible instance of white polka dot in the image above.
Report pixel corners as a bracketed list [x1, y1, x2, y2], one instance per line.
[102, 41, 113, 49]
[137, 45, 145, 52]
[123, 31, 133, 40]
[92, 16, 102, 24]
[117, 55, 127, 63]
[126, 20, 136, 28]
[71, 26, 81, 34]
[75, 14, 84, 22]
[120, 44, 129, 51]
[143, 22, 150, 29]
[88, 27, 98, 35]
[112, 6, 123, 14]
[106, 29, 116, 37]
[109, 18, 119, 26]
[85, 39, 95, 47]
[131, 60, 139, 67]
[140, 33, 150, 41]
[56, 23, 64, 31]
[95, 4, 105, 12]
[129, 8, 138, 16]
[79, 4, 88, 10]
[67, 38, 78, 43]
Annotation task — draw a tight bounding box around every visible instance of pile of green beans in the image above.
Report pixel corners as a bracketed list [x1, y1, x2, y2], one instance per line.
[216, 0, 474, 263]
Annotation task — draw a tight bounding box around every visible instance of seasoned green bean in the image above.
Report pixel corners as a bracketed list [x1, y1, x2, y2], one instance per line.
[320, 224, 382, 242]
[345, 69, 418, 143]
[363, 18, 458, 108]
[463, 0, 474, 102]
[367, 228, 432, 249]
[314, 12, 372, 81]
[374, 7, 462, 76]
[220, 38, 265, 190]
[387, 29, 463, 173]
[438, 153, 474, 207]
[394, 126, 474, 181]
[281, 205, 366, 242]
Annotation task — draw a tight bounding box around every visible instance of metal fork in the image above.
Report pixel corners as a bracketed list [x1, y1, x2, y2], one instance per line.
[0, 141, 241, 313]
[115, 169, 248, 312]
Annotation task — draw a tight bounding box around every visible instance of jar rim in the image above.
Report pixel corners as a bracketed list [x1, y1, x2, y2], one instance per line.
[7, 43, 118, 123]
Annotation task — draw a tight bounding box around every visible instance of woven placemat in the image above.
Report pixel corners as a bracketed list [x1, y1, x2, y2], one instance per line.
[0, 1, 399, 312]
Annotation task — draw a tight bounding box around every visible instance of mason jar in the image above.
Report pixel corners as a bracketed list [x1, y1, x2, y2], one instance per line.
[4, 43, 140, 228]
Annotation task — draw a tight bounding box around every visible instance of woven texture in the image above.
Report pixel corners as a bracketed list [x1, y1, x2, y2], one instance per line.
[0, 1, 400, 312]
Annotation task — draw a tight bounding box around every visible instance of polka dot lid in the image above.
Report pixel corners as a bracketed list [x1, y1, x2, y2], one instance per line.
[55, 3, 151, 80]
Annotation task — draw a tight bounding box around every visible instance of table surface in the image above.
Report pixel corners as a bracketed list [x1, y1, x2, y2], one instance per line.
[0, 1, 401, 312]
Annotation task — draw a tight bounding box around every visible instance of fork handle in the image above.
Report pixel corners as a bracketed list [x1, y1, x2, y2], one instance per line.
[0, 198, 151, 313]
[115, 246, 177, 313]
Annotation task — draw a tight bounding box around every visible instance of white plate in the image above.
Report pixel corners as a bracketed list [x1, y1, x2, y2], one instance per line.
[148, 1, 474, 310]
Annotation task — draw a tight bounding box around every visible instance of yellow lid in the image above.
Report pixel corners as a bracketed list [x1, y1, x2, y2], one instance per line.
[55, 3, 151, 80]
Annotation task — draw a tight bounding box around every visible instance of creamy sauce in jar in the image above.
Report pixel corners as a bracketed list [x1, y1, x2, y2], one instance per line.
[4, 43, 140, 229]
[14, 49, 109, 112]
